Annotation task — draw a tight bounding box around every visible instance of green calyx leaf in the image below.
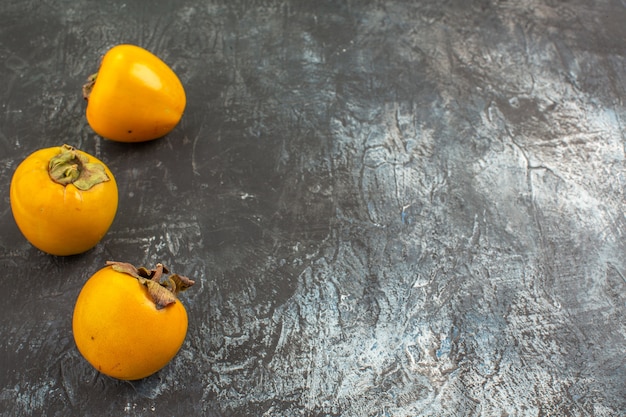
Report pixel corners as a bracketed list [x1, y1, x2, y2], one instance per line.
[48, 144, 110, 191]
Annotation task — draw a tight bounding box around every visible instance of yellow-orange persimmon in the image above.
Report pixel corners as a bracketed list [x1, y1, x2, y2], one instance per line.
[84, 44, 186, 142]
[72, 262, 195, 380]
[10, 144, 118, 256]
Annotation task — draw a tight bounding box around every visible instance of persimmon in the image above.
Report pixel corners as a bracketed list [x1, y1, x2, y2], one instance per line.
[72, 261, 195, 380]
[10, 144, 118, 256]
[83, 44, 186, 142]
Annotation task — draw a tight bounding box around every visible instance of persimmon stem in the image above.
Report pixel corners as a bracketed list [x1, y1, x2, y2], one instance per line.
[152, 263, 164, 282]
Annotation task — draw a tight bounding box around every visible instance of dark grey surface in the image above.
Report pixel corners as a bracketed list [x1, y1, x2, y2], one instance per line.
[1, 0, 625, 416]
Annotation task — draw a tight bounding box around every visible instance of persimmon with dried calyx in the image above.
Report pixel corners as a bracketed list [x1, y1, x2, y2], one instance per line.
[83, 44, 186, 142]
[72, 261, 195, 380]
[10, 144, 118, 256]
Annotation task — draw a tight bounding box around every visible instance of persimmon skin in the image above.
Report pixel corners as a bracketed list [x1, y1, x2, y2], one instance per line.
[9, 146, 118, 256]
[72, 266, 189, 380]
[85, 44, 186, 142]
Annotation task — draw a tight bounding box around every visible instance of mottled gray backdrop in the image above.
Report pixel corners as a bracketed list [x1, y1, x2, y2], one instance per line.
[0, 0, 624, 416]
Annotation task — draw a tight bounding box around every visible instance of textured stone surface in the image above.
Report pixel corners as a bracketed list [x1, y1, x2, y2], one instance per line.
[0, 0, 624, 416]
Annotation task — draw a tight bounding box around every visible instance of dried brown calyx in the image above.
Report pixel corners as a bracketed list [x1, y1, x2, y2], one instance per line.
[107, 261, 195, 309]
[82, 73, 98, 101]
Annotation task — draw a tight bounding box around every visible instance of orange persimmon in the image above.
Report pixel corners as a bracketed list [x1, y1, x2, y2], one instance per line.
[83, 44, 186, 142]
[10, 144, 118, 256]
[72, 261, 195, 380]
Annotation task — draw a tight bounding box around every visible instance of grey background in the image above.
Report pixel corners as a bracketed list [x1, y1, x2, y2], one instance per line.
[1, 0, 625, 416]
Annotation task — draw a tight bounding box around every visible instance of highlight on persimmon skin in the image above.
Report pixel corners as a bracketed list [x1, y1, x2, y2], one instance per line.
[9, 144, 118, 256]
[72, 261, 195, 380]
[83, 44, 186, 142]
